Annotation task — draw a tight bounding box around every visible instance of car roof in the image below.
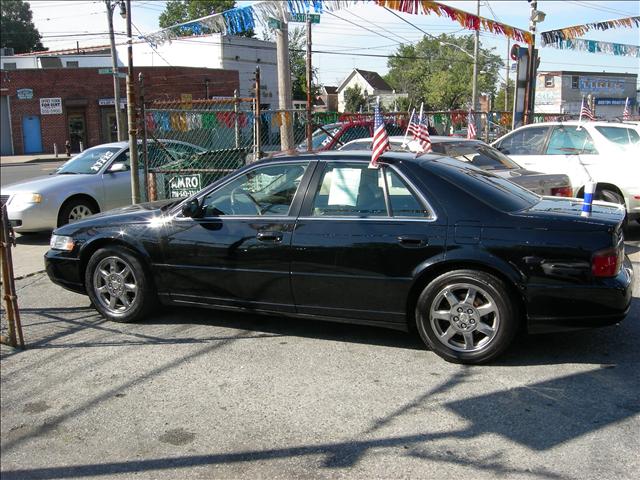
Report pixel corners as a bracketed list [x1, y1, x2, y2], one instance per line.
[256, 149, 442, 166]
[513, 120, 636, 127]
[343, 136, 484, 145]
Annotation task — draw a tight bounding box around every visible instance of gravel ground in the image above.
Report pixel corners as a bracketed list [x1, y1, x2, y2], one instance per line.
[1, 262, 639, 480]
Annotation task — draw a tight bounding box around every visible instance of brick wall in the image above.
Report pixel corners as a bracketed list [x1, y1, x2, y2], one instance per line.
[1, 66, 239, 154]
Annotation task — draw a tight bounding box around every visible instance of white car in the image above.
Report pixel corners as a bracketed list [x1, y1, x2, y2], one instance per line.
[492, 121, 640, 222]
[1, 140, 204, 232]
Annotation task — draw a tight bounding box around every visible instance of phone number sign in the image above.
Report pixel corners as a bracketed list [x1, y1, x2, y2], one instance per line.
[40, 97, 63, 115]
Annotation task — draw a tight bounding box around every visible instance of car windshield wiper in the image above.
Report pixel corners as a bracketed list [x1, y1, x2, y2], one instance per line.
[56, 171, 79, 174]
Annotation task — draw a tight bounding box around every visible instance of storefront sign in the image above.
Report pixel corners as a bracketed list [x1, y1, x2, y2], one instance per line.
[168, 174, 201, 198]
[98, 98, 127, 107]
[40, 97, 62, 115]
[594, 98, 635, 106]
[16, 88, 33, 100]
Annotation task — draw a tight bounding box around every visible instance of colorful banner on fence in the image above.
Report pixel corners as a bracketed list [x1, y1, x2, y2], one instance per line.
[541, 16, 640, 45]
[543, 38, 640, 58]
[141, 0, 533, 47]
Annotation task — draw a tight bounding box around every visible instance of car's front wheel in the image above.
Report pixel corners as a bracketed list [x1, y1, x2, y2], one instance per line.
[415, 270, 519, 364]
[85, 246, 154, 323]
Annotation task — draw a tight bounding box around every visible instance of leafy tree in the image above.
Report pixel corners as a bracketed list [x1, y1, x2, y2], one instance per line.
[494, 78, 515, 112]
[159, 0, 253, 37]
[385, 34, 501, 110]
[344, 85, 366, 113]
[0, 0, 46, 54]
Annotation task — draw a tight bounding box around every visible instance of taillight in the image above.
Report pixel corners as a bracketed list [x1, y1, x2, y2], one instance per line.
[591, 245, 623, 277]
[551, 186, 574, 197]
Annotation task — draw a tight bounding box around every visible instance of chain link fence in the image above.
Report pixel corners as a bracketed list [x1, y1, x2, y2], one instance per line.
[138, 97, 575, 201]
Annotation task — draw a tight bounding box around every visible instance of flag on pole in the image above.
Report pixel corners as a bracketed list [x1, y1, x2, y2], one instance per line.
[403, 108, 417, 146]
[370, 98, 389, 169]
[415, 115, 433, 153]
[467, 108, 477, 139]
[579, 96, 595, 121]
[622, 97, 631, 120]
[407, 111, 419, 138]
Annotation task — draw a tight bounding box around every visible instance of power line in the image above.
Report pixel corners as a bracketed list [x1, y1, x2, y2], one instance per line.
[564, 1, 639, 17]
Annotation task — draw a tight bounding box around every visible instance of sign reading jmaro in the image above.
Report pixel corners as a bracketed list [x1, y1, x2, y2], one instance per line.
[168, 174, 202, 198]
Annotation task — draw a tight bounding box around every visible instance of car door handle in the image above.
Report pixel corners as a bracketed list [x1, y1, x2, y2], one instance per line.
[397, 235, 428, 248]
[256, 231, 283, 243]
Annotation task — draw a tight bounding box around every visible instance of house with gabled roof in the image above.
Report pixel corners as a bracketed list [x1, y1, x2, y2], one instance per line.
[337, 69, 394, 112]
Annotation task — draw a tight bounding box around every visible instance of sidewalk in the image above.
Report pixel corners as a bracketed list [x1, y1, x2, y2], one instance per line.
[0, 153, 71, 165]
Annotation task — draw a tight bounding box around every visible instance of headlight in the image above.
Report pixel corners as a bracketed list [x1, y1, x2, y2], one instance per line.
[50, 235, 75, 251]
[12, 192, 42, 206]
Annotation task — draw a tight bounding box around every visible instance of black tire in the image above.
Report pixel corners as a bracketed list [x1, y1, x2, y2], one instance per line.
[415, 269, 519, 364]
[85, 246, 155, 323]
[58, 198, 98, 227]
[595, 188, 624, 205]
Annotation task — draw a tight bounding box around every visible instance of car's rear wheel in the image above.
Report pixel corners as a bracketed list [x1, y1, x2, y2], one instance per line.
[415, 270, 518, 364]
[58, 198, 97, 227]
[85, 246, 154, 323]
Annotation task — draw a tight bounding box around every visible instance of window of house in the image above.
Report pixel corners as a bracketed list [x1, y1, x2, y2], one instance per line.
[545, 76, 554, 88]
[3, 62, 17, 70]
[66, 61, 79, 68]
[571, 76, 579, 89]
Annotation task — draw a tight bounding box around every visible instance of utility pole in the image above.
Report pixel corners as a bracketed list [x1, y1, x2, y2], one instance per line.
[276, 12, 293, 151]
[255, 67, 262, 159]
[105, 0, 124, 141]
[305, 16, 312, 152]
[123, 0, 140, 204]
[471, 0, 480, 111]
[505, 38, 510, 111]
[524, 0, 544, 124]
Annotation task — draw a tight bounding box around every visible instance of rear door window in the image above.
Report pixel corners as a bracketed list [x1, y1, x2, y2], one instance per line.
[546, 127, 598, 154]
[594, 126, 640, 145]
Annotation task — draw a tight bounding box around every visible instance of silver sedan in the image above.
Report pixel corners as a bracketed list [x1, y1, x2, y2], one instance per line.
[1, 140, 204, 232]
[339, 136, 574, 197]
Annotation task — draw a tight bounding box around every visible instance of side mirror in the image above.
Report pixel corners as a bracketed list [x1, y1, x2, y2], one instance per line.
[108, 163, 129, 173]
[181, 198, 203, 218]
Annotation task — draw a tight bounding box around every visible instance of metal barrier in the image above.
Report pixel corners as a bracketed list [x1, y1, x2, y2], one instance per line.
[0, 204, 25, 349]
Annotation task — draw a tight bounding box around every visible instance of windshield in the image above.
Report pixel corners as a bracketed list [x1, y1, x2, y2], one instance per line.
[442, 143, 521, 170]
[298, 125, 342, 151]
[594, 126, 640, 146]
[57, 146, 123, 174]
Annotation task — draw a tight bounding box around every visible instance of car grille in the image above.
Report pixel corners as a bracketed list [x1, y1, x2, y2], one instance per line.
[0, 195, 10, 207]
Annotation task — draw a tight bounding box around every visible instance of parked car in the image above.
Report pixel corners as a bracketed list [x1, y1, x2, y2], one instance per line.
[46, 151, 633, 364]
[299, 120, 405, 152]
[339, 136, 573, 197]
[492, 121, 640, 222]
[1, 140, 205, 232]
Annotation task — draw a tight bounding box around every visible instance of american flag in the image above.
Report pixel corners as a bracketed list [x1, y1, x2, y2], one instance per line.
[623, 97, 631, 120]
[467, 109, 477, 139]
[407, 111, 419, 138]
[415, 115, 432, 153]
[580, 97, 595, 121]
[370, 101, 390, 169]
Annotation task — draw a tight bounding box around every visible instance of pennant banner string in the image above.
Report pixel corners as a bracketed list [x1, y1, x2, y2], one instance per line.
[541, 15, 640, 45]
[543, 38, 640, 58]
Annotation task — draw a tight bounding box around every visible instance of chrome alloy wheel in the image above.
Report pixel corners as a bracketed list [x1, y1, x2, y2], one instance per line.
[92, 256, 139, 315]
[68, 204, 94, 222]
[429, 283, 500, 352]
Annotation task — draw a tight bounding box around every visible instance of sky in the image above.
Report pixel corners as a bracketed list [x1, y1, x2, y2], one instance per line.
[27, 0, 640, 87]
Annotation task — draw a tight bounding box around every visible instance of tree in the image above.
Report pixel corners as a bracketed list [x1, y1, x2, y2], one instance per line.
[385, 34, 501, 110]
[344, 85, 366, 113]
[0, 0, 46, 54]
[159, 0, 253, 37]
[494, 78, 515, 112]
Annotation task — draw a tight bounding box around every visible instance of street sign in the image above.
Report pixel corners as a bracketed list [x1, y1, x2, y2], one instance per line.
[267, 17, 282, 29]
[290, 13, 320, 23]
[98, 68, 126, 78]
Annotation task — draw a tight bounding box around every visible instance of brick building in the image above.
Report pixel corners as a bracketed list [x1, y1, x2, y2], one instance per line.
[0, 66, 239, 155]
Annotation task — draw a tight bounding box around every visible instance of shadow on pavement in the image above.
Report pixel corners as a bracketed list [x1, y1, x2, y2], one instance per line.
[15, 232, 51, 246]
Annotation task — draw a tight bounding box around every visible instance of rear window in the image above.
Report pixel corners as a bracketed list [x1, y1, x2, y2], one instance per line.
[594, 126, 640, 145]
[431, 160, 540, 212]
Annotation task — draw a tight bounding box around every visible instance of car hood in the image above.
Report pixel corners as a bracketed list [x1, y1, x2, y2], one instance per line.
[516, 197, 625, 230]
[1, 173, 96, 194]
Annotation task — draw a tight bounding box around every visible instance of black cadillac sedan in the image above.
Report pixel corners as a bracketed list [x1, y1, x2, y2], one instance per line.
[45, 152, 633, 364]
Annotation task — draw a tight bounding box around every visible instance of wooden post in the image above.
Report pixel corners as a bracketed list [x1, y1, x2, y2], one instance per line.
[0, 205, 24, 349]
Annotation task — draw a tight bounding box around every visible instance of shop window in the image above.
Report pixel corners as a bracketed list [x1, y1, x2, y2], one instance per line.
[571, 76, 579, 89]
[3, 62, 16, 70]
[66, 61, 79, 68]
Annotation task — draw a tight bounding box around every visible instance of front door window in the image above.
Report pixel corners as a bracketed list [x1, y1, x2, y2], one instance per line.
[495, 126, 550, 155]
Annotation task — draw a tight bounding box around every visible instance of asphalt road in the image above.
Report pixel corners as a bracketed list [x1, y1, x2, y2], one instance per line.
[1, 241, 639, 479]
[0, 161, 66, 187]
